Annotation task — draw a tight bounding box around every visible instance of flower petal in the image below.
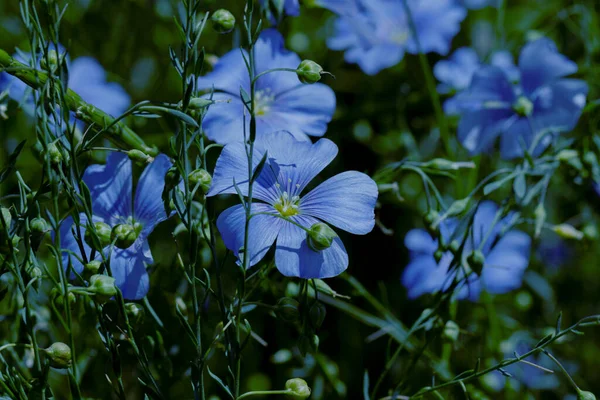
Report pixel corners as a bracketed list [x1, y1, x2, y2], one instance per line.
[275, 215, 348, 278]
[134, 153, 173, 233]
[82, 152, 132, 225]
[69, 57, 131, 118]
[254, 29, 302, 94]
[197, 48, 250, 96]
[59, 214, 97, 275]
[401, 252, 453, 299]
[482, 230, 531, 294]
[110, 246, 150, 300]
[404, 229, 437, 254]
[519, 38, 578, 95]
[300, 171, 378, 234]
[407, 0, 466, 56]
[201, 94, 247, 144]
[216, 203, 284, 267]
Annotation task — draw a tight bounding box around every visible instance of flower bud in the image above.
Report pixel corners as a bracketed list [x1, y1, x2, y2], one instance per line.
[448, 239, 460, 254]
[309, 301, 326, 330]
[578, 390, 596, 400]
[285, 378, 311, 399]
[307, 223, 337, 252]
[552, 223, 584, 240]
[46, 141, 63, 165]
[83, 260, 103, 280]
[40, 50, 60, 73]
[445, 198, 470, 218]
[296, 60, 323, 84]
[88, 274, 117, 303]
[50, 287, 76, 308]
[189, 169, 212, 196]
[533, 203, 546, 239]
[276, 297, 301, 323]
[442, 320, 460, 342]
[128, 149, 153, 165]
[30, 217, 49, 235]
[111, 223, 140, 249]
[467, 250, 485, 276]
[556, 149, 579, 162]
[84, 221, 112, 250]
[188, 97, 214, 109]
[44, 342, 72, 369]
[211, 9, 236, 34]
[125, 303, 145, 326]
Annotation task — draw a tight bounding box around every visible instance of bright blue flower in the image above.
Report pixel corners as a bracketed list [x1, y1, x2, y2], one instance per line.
[453, 38, 588, 159]
[315, 0, 466, 75]
[0, 46, 130, 121]
[401, 201, 531, 301]
[60, 152, 172, 299]
[197, 29, 336, 144]
[208, 131, 378, 278]
[434, 47, 519, 114]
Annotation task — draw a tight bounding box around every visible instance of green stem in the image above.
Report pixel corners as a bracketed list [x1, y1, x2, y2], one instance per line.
[399, 0, 452, 157]
[238, 389, 293, 399]
[0, 48, 157, 156]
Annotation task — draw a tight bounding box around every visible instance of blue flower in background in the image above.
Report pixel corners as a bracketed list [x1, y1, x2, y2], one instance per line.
[60, 152, 172, 299]
[453, 38, 588, 159]
[197, 29, 336, 144]
[0, 46, 130, 120]
[208, 131, 378, 278]
[402, 201, 531, 301]
[315, 0, 466, 75]
[434, 47, 519, 114]
[261, 0, 300, 23]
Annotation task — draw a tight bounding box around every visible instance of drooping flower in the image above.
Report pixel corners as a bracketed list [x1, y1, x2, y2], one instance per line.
[1, 45, 130, 119]
[197, 29, 336, 144]
[401, 201, 531, 301]
[433, 47, 519, 113]
[312, 0, 466, 75]
[453, 38, 588, 159]
[208, 131, 378, 278]
[60, 152, 172, 299]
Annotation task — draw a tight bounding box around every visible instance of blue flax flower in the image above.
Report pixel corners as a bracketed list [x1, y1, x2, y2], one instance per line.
[1, 46, 130, 120]
[434, 47, 519, 114]
[401, 201, 531, 301]
[60, 152, 172, 299]
[208, 131, 378, 278]
[453, 38, 588, 159]
[197, 29, 336, 144]
[314, 0, 466, 75]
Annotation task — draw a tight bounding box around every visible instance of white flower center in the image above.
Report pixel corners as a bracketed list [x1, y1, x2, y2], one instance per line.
[254, 88, 275, 116]
[274, 190, 300, 217]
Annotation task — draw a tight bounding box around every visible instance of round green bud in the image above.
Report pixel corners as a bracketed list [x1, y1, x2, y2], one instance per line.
[583, 224, 598, 241]
[83, 260, 103, 280]
[46, 141, 63, 165]
[578, 390, 597, 400]
[307, 223, 337, 252]
[423, 210, 439, 225]
[44, 342, 72, 369]
[111, 223, 141, 249]
[309, 301, 326, 330]
[211, 9, 236, 34]
[189, 169, 212, 196]
[28, 266, 43, 280]
[276, 297, 301, 324]
[448, 239, 461, 254]
[125, 303, 145, 326]
[467, 250, 485, 276]
[89, 274, 117, 303]
[285, 378, 311, 399]
[442, 320, 460, 342]
[40, 50, 60, 73]
[128, 149, 153, 165]
[297, 60, 323, 84]
[30, 217, 49, 235]
[188, 97, 214, 110]
[51, 287, 77, 308]
[84, 221, 112, 250]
